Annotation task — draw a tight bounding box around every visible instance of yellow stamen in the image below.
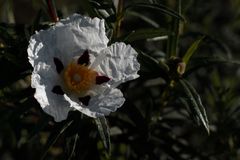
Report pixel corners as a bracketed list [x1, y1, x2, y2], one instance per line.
[63, 63, 97, 95]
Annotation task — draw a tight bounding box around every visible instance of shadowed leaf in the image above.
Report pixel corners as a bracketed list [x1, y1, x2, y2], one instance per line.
[125, 3, 185, 21]
[179, 79, 209, 134]
[138, 51, 169, 80]
[95, 117, 111, 155]
[126, 11, 160, 28]
[185, 57, 240, 76]
[41, 120, 74, 160]
[67, 134, 79, 160]
[123, 28, 169, 42]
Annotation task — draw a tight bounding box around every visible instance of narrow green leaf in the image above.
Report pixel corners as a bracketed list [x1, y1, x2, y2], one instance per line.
[67, 134, 79, 160]
[126, 11, 160, 28]
[88, 1, 116, 29]
[89, 0, 114, 10]
[138, 51, 169, 80]
[179, 79, 210, 134]
[95, 117, 111, 155]
[183, 79, 209, 126]
[185, 57, 240, 76]
[179, 97, 200, 125]
[166, 0, 182, 57]
[185, 33, 232, 58]
[125, 3, 185, 21]
[89, 0, 116, 17]
[41, 120, 74, 160]
[123, 28, 169, 42]
[182, 36, 204, 65]
[138, 51, 169, 72]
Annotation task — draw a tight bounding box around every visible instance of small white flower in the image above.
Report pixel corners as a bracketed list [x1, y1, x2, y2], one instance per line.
[27, 14, 140, 122]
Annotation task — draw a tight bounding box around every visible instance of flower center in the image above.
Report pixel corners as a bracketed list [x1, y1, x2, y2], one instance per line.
[63, 63, 97, 95]
[73, 74, 82, 82]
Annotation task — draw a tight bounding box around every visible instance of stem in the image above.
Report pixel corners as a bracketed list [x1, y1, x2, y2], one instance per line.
[114, 0, 124, 38]
[46, 0, 59, 22]
[167, 0, 182, 57]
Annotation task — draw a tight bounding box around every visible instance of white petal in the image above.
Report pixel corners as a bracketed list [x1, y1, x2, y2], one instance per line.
[95, 42, 140, 87]
[62, 86, 124, 118]
[35, 86, 72, 122]
[88, 88, 125, 117]
[31, 62, 72, 122]
[28, 13, 109, 67]
[63, 95, 97, 118]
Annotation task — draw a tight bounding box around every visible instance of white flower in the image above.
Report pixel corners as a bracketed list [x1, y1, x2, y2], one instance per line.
[27, 14, 140, 122]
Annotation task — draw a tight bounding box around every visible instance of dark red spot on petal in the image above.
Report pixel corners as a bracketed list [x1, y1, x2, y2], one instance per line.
[78, 50, 90, 66]
[96, 75, 110, 85]
[79, 96, 91, 106]
[53, 57, 64, 74]
[52, 85, 64, 95]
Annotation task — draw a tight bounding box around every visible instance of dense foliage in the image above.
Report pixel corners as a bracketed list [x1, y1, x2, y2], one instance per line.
[0, 0, 240, 159]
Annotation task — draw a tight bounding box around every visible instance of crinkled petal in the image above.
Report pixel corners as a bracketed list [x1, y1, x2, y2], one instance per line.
[63, 87, 125, 118]
[28, 14, 109, 67]
[31, 62, 72, 122]
[95, 42, 140, 87]
[88, 87, 125, 117]
[62, 95, 97, 118]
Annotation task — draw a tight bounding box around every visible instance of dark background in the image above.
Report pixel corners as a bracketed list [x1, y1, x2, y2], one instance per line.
[0, 0, 240, 160]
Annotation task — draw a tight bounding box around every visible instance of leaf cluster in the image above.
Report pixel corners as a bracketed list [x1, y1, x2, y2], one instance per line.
[0, 0, 240, 160]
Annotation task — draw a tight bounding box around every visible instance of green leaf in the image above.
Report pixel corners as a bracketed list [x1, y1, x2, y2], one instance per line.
[126, 11, 160, 28]
[89, 0, 116, 16]
[137, 51, 169, 80]
[125, 3, 185, 21]
[182, 36, 204, 65]
[90, 1, 113, 9]
[166, 0, 182, 57]
[184, 79, 209, 129]
[123, 28, 169, 42]
[88, 1, 116, 29]
[179, 97, 200, 124]
[41, 120, 74, 160]
[95, 117, 111, 155]
[67, 134, 79, 160]
[179, 79, 210, 134]
[184, 57, 240, 76]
